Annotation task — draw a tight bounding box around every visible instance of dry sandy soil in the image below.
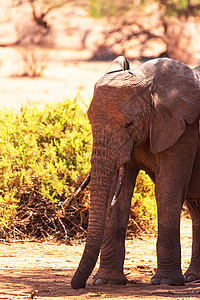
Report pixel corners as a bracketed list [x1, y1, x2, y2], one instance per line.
[1, 216, 200, 300]
[0, 47, 111, 111]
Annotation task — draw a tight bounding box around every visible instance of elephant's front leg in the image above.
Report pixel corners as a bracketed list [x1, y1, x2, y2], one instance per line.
[91, 165, 138, 286]
[184, 198, 200, 282]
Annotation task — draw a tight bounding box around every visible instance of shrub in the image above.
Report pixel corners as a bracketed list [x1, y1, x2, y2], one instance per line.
[0, 99, 91, 239]
[89, 0, 132, 18]
[16, 22, 54, 77]
[129, 171, 157, 235]
[0, 99, 156, 240]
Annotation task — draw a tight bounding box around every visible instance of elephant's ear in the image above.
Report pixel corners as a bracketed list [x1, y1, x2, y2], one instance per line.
[149, 59, 200, 153]
[106, 56, 130, 74]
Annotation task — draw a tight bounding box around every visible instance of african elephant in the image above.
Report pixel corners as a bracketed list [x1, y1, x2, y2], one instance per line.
[71, 56, 200, 289]
[193, 65, 200, 77]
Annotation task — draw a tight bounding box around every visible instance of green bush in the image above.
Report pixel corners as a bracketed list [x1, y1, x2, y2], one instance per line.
[89, 0, 131, 18]
[0, 99, 156, 240]
[0, 99, 91, 239]
[129, 171, 157, 234]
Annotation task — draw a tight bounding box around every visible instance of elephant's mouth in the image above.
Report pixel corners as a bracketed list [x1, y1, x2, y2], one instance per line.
[73, 163, 126, 207]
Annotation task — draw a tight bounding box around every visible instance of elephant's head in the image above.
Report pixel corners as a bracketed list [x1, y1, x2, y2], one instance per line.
[193, 65, 200, 78]
[71, 57, 200, 289]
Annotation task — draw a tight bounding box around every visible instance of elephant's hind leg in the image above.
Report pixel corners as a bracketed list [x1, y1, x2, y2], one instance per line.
[185, 198, 200, 282]
[91, 166, 138, 286]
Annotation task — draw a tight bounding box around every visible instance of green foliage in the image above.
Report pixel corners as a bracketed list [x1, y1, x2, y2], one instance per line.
[0, 99, 91, 237]
[159, 0, 200, 17]
[129, 171, 157, 234]
[88, 0, 200, 19]
[89, 0, 132, 18]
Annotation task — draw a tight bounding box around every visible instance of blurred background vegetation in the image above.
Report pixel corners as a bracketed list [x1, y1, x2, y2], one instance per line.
[0, 0, 199, 240]
[87, 0, 200, 62]
[1, 0, 200, 75]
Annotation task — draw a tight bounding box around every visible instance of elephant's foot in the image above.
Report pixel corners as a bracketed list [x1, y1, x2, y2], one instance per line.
[151, 269, 185, 286]
[91, 269, 128, 286]
[185, 264, 200, 282]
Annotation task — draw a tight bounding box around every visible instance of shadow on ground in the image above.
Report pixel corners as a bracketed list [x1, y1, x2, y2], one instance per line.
[1, 267, 200, 299]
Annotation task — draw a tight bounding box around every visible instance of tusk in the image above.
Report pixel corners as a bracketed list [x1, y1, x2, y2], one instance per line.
[111, 164, 126, 206]
[74, 171, 91, 197]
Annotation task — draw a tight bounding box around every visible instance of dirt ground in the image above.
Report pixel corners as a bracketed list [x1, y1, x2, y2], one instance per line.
[0, 47, 112, 111]
[1, 215, 200, 300]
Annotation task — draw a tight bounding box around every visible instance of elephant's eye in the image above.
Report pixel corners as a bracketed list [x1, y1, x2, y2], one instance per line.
[125, 120, 134, 128]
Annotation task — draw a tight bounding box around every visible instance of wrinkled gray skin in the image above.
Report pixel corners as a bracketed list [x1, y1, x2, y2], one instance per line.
[71, 57, 200, 289]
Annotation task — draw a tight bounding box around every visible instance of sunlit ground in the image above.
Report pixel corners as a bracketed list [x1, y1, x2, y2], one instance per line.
[0, 47, 113, 111]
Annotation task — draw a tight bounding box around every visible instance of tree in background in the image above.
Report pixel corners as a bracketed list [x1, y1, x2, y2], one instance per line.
[159, 0, 200, 62]
[159, 0, 200, 18]
[13, 0, 75, 76]
[13, 0, 65, 76]
[16, 21, 55, 76]
[1, 0, 199, 65]
[13, 0, 71, 28]
[89, 0, 132, 18]
[89, 0, 200, 64]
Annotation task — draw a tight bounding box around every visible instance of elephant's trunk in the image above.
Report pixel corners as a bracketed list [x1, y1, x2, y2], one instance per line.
[71, 133, 115, 289]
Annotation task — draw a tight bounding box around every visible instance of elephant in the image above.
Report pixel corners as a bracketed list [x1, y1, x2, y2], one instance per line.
[71, 56, 200, 289]
[193, 65, 200, 77]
